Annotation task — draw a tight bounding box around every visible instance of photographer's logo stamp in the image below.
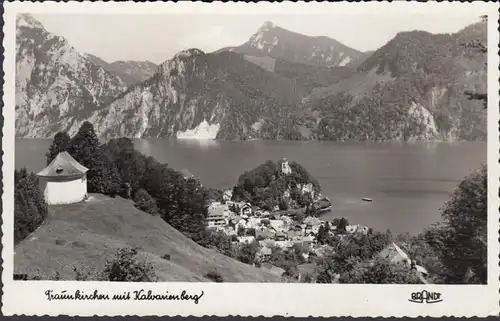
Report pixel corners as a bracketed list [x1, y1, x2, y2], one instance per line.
[409, 290, 443, 304]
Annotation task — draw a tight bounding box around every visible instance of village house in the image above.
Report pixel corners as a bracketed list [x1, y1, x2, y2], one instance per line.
[275, 240, 293, 249]
[238, 236, 256, 244]
[377, 242, 429, 283]
[259, 239, 276, 248]
[36, 151, 89, 205]
[256, 228, 274, 240]
[206, 202, 227, 228]
[346, 224, 369, 235]
[240, 203, 253, 217]
[269, 219, 285, 232]
[281, 158, 292, 175]
[258, 246, 272, 261]
[222, 189, 233, 202]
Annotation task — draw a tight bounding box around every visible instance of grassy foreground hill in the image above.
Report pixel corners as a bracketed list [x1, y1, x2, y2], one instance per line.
[14, 193, 280, 282]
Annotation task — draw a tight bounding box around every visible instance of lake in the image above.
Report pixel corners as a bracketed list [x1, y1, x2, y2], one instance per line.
[15, 139, 486, 235]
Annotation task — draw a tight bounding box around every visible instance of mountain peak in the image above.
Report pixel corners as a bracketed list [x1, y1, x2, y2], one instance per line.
[16, 13, 45, 30]
[173, 48, 205, 59]
[259, 21, 277, 32]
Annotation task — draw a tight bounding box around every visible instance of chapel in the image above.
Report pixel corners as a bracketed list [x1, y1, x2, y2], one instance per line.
[36, 151, 89, 205]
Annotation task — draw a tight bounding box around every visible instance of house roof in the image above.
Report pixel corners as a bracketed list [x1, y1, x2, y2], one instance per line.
[378, 242, 410, 264]
[261, 247, 272, 255]
[207, 205, 225, 218]
[37, 152, 88, 178]
[415, 265, 428, 275]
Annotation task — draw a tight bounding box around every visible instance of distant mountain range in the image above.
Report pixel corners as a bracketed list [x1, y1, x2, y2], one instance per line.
[15, 14, 487, 141]
[84, 53, 158, 86]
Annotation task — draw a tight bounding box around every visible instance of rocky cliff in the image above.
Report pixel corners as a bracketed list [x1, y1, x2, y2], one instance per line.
[16, 14, 127, 138]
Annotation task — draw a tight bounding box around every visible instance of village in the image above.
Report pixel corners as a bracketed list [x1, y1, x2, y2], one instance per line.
[205, 158, 373, 280]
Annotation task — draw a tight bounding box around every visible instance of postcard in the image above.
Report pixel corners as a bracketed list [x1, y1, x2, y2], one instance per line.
[2, 1, 499, 317]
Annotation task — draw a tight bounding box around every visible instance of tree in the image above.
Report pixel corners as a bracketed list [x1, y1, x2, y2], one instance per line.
[87, 148, 122, 196]
[133, 188, 158, 215]
[14, 171, 47, 244]
[102, 247, 158, 282]
[462, 16, 487, 108]
[69, 122, 121, 196]
[69, 121, 100, 168]
[46, 132, 71, 165]
[428, 165, 487, 284]
[236, 240, 259, 265]
[198, 229, 235, 258]
[103, 138, 147, 193]
[339, 258, 420, 284]
[338, 217, 349, 232]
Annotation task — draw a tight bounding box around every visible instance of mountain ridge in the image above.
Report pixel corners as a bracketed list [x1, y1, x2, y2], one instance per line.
[84, 53, 158, 86]
[16, 13, 127, 138]
[15, 15, 487, 142]
[215, 21, 367, 68]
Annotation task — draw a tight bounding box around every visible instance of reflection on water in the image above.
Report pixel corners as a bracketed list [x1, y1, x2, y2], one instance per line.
[16, 139, 486, 235]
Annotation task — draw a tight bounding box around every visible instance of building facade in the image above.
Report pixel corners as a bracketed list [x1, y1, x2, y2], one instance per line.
[36, 152, 89, 205]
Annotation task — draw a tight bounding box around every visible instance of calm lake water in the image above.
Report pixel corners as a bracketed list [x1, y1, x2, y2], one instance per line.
[16, 139, 486, 235]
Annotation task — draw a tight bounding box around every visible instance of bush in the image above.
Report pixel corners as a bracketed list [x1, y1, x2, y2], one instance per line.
[134, 188, 159, 216]
[161, 254, 171, 261]
[102, 247, 158, 282]
[14, 170, 47, 244]
[205, 270, 224, 283]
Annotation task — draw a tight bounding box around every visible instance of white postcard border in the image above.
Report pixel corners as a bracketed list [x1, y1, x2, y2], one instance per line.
[2, 1, 499, 317]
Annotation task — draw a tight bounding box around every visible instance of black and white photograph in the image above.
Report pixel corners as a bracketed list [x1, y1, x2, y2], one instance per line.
[2, 1, 499, 317]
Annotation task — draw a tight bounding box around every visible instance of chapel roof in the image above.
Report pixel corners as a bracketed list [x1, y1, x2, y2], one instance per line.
[37, 152, 88, 178]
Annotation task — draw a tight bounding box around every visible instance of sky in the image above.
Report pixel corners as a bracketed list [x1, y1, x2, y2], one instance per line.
[32, 12, 483, 65]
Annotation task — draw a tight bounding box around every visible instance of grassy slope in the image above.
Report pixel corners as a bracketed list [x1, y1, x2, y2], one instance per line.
[14, 194, 280, 282]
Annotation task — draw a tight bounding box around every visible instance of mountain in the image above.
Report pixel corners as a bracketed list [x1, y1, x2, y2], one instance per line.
[65, 49, 303, 140]
[15, 16, 487, 142]
[84, 53, 158, 86]
[216, 21, 366, 68]
[15, 14, 127, 138]
[14, 193, 280, 282]
[299, 21, 487, 141]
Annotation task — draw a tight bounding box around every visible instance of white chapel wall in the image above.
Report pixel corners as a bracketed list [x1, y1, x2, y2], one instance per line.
[42, 176, 87, 205]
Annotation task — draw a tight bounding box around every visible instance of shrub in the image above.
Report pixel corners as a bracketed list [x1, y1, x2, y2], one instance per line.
[133, 188, 159, 216]
[205, 270, 224, 283]
[161, 254, 171, 261]
[102, 247, 158, 282]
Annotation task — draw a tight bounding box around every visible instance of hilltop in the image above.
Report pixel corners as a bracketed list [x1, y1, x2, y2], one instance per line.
[216, 21, 366, 68]
[14, 193, 280, 282]
[301, 21, 487, 142]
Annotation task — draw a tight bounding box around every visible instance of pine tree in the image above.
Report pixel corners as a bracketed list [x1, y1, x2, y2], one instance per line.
[69, 122, 121, 196]
[46, 132, 71, 165]
[69, 121, 100, 168]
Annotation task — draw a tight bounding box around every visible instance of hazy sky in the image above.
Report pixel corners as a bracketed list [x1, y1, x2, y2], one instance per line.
[32, 13, 483, 65]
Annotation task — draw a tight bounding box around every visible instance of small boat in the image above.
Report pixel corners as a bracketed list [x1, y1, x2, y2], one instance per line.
[362, 197, 373, 202]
